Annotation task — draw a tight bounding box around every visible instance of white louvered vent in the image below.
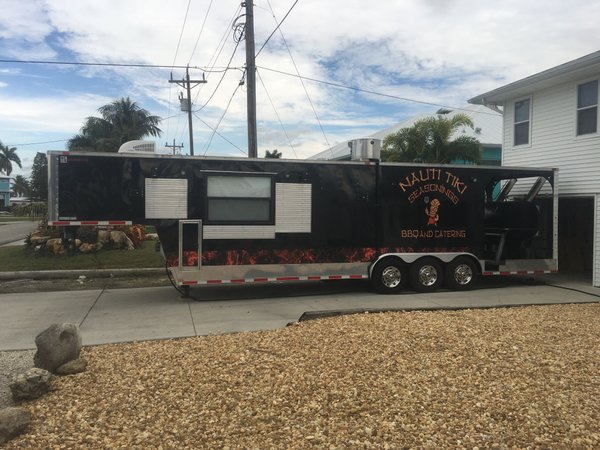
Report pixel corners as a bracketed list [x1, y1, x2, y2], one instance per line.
[276, 183, 312, 233]
[145, 178, 188, 219]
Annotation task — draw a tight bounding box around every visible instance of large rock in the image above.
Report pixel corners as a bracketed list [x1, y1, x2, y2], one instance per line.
[34, 323, 82, 373]
[9, 368, 53, 401]
[97, 229, 110, 244]
[45, 238, 65, 255]
[110, 231, 135, 250]
[0, 407, 31, 444]
[56, 358, 88, 375]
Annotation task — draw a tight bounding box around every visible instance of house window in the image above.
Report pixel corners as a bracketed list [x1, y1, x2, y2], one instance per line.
[577, 80, 598, 135]
[206, 175, 273, 223]
[514, 98, 530, 146]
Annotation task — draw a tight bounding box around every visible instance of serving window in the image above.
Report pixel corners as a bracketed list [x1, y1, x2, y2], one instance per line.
[206, 174, 274, 224]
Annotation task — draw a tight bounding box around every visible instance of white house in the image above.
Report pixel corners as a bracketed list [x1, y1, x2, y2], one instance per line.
[309, 104, 502, 164]
[469, 50, 600, 286]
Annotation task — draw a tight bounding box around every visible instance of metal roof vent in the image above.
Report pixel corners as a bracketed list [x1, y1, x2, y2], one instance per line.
[118, 140, 157, 153]
[349, 138, 381, 161]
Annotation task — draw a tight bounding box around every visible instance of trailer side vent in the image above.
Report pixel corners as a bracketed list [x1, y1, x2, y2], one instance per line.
[145, 178, 188, 219]
[276, 183, 312, 233]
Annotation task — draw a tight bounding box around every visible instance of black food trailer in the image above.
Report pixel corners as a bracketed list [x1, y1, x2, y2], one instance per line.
[48, 151, 558, 294]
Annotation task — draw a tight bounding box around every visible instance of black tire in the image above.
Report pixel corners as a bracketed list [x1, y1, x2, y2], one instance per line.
[409, 257, 443, 292]
[445, 256, 479, 291]
[371, 258, 407, 294]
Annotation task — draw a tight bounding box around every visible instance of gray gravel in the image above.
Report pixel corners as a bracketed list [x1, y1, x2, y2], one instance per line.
[0, 350, 35, 408]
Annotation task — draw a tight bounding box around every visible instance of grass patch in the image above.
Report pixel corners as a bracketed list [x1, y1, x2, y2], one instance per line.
[0, 241, 165, 272]
[0, 216, 37, 223]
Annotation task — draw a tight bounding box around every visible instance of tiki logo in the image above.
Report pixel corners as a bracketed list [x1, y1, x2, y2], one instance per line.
[425, 198, 440, 226]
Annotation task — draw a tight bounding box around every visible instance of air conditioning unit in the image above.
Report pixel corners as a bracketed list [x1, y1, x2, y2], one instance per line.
[349, 138, 381, 161]
[118, 140, 156, 153]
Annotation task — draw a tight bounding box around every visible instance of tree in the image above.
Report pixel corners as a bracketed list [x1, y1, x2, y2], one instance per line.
[30, 152, 48, 201]
[68, 97, 162, 152]
[381, 113, 481, 164]
[11, 175, 30, 197]
[0, 141, 22, 175]
[265, 149, 282, 159]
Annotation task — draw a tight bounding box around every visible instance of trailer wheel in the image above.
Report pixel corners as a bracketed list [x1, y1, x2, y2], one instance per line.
[372, 258, 406, 294]
[445, 257, 479, 291]
[409, 257, 443, 292]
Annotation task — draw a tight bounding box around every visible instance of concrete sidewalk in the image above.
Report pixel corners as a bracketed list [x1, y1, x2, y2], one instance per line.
[1, 278, 599, 351]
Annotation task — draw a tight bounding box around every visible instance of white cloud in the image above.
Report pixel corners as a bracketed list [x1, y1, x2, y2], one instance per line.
[0, 0, 598, 160]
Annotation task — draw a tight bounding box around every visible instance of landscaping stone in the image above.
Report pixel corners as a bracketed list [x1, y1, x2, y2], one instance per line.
[9, 368, 52, 401]
[34, 323, 82, 373]
[56, 358, 88, 375]
[0, 407, 31, 444]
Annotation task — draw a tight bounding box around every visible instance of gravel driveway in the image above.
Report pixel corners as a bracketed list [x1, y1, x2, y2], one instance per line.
[3, 303, 600, 448]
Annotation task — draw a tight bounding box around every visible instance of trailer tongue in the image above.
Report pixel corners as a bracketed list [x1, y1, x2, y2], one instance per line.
[48, 151, 557, 295]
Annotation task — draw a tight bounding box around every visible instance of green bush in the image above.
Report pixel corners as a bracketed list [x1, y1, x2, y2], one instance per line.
[11, 202, 48, 219]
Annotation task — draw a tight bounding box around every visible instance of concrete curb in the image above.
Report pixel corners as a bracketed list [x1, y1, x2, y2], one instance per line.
[0, 268, 165, 281]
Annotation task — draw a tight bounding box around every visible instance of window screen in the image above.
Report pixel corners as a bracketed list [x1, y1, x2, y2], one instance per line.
[207, 175, 273, 223]
[577, 80, 598, 136]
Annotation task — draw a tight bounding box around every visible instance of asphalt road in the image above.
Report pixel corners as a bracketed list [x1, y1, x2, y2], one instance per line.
[0, 220, 38, 245]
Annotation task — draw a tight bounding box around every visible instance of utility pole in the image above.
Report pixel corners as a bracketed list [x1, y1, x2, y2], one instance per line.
[244, 1, 258, 158]
[169, 67, 206, 156]
[165, 139, 184, 155]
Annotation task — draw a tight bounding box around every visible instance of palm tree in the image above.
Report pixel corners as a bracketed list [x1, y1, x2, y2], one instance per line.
[0, 141, 22, 176]
[381, 113, 481, 164]
[68, 97, 162, 152]
[11, 174, 30, 197]
[265, 149, 282, 158]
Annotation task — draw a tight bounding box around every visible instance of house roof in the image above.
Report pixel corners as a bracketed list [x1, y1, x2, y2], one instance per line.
[309, 104, 502, 160]
[469, 50, 600, 106]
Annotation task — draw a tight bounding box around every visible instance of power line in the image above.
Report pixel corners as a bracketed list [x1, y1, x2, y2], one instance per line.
[0, 58, 233, 71]
[171, 0, 192, 67]
[193, 39, 242, 113]
[6, 139, 69, 147]
[256, 65, 500, 116]
[202, 78, 244, 156]
[257, 69, 298, 158]
[167, 0, 193, 143]
[191, 6, 244, 107]
[192, 111, 245, 154]
[188, 0, 214, 65]
[255, 0, 300, 59]
[264, 0, 330, 152]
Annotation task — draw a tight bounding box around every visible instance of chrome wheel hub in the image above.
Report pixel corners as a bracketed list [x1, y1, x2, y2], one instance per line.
[418, 265, 438, 286]
[382, 266, 402, 288]
[454, 264, 473, 285]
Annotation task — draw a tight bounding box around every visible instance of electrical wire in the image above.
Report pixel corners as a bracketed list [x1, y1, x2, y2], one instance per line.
[166, 0, 192, 144]
[256, 65, 500, 116]
[256, 69, 298, 158]
[188, 0, 214, 65]
[201, 79, 244, 155]
[255, 0, 300, 59]
[264, 0, 330, 152]
[0, 57, 498, 117]
[171, 0, 192, 68]
[192, 112, 246, 154]
[193, 39, 242, 113]
[191, 5, 243, 106]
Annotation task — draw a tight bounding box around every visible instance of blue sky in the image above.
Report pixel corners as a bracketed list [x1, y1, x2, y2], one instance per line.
[0, 0, 598, 178]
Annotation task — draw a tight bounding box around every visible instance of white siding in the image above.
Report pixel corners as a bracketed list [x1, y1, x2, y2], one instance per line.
[502, 80, 600, 195]
[501, 74, 600, 286]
